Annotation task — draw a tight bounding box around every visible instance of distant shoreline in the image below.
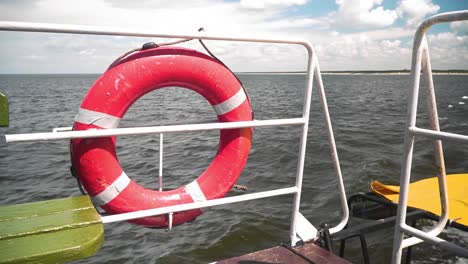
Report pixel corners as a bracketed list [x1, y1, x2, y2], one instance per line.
[237, 70, 468, 75]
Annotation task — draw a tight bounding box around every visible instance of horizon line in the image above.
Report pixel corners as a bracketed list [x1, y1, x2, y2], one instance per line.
[1, 69, 468, 75]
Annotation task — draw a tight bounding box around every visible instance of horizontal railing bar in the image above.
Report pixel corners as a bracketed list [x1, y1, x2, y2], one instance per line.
[409, 126, 468, 143]
[332, 210, 428, 240]
[0, 21, 308, 46]
[50, 119, 220, 133]
[101, 186, 299, 224]
[400, 224, 468, 257]
[4, 118, 305, 143]
[400, 236, 423, 248]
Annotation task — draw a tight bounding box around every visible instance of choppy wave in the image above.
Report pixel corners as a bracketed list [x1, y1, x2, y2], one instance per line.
[0, 74, 467, 263]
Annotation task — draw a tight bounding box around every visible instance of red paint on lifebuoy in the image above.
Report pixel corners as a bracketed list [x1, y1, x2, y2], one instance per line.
[70, 47, 252, 227]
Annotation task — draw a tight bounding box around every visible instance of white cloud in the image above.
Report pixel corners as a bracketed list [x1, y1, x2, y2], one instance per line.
[0, 0, 465, 73]
[397, 0, 440, 26]
[78, 49, 96, 56]
[0, 0, 284, 73]
[428, 32, 467, 47]
[308, 25, 417, 71]
[260, 17, 327, 30]
[105, 0, 210, 10]
[381, 39, 401, 49]
[22, 54, 46, 61]
[450, 21, 468, 35]
[332, 0, 398, 28]
[0, 0, 263, 36]
[427, 32, 468, 69]
[240, 0, 307, 10]
[344, 27, 413, 40]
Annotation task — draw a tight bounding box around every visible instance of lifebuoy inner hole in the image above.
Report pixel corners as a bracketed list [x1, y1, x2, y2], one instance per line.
[116, 86, 220, 190]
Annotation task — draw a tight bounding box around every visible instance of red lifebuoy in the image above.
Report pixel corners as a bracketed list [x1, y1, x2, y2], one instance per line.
[70, 47, 252, 227]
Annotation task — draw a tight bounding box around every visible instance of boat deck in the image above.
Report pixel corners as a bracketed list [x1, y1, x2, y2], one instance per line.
[217, 242, 351, 264]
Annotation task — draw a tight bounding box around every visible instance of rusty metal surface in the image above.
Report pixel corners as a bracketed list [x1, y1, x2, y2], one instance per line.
[217, 243, 351, 264]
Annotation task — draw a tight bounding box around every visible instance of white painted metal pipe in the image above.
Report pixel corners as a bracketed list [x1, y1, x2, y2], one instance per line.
[159, 133, 163, 192]
[401, 224, 468, 257]
[0, 21, 309, 46]
[168, 212, 173, 231]
[410, 126, 468, 143]
[314, 57, 349, 235]
[0, 19, 350, 248]
[4, 118, 305, 143]
[289, 42, 316, 247]
[418, 39, 450, 242]
[391, 10, 468, 264]
[101, 187, 299, 224]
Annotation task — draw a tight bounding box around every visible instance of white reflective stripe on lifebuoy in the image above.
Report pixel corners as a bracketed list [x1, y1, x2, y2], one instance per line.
[74, 108, 121, 129]
[91, 172, 131, 206]
[213, 87, 246, 115]
[185, 181, 207, 202]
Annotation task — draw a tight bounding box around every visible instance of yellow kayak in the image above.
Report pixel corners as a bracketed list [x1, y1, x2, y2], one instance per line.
[371, 174, 468, 227]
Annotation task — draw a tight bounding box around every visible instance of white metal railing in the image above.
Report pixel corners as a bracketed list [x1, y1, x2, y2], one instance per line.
[159, 133, 163, 191]
[0, 21, 349, 246]
[4, 118, 305, 142]
[392, 10, 468, 264]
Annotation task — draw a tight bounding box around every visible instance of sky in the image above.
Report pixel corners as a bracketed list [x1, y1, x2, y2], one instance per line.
[0, 0, 467, 73]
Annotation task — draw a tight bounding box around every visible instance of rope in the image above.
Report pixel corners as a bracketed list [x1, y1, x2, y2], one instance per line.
[197, 28, 254, 120]
[107, 47, 142, 70]
[107, 38, 193, 70]
[105, 28, 253, 120]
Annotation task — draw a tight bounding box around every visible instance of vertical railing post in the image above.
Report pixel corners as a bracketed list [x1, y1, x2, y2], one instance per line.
[167, 212, 173, 231]
[314, 55, 348, 235]
[391, 32, 425, 264]
[159, 133, 163, 191]
[392, 10, 468, 262]
[289, 43, 316, 246]
[289, 42, 348, 245]
[421, 44, 450, 233]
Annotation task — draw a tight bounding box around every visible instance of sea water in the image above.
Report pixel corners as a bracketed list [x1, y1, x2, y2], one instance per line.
[0, 73, 467, 263]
